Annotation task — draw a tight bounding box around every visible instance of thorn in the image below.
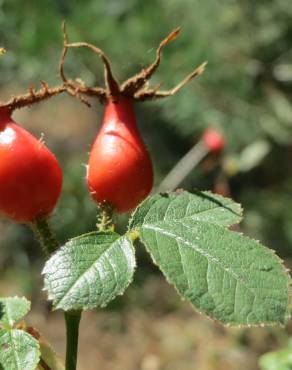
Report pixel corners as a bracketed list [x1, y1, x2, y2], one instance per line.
[197, 61, 208, 75]
[41, 81, 49, 92]
[75, 78, 86, 88]
[29, 86, 35, 97]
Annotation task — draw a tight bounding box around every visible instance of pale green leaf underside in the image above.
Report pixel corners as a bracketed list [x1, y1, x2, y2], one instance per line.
[259, 346, 292, 370]
[0, 329, 40, 370]
[43, 232, 136, 311]
[139, 220, 290, 326]
[0, 297, 30, 328]
[129, 190, 243, 229]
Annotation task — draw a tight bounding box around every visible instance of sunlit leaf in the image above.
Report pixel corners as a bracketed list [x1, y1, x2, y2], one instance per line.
[0, 329, 40, 370]
[43, 231, 136, 311]
[130, 191, 290, 326]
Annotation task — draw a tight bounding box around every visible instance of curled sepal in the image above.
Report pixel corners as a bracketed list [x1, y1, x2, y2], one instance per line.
[43, 231, 136, 311]
[121, 28, 180, 95]
[59, 24, 206, 102]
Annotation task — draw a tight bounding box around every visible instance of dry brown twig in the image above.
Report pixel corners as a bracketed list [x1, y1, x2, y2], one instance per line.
[0, 83, 66, 114]
[0, 24, 205, 114]
[59, 22, 207, 103]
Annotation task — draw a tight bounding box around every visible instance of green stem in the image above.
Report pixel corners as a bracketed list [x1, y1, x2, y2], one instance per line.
[30, 218, 82, 370]
[65, 311, 81, 370]
[96, 202, 114, 232]
[30, 217, 59, 254]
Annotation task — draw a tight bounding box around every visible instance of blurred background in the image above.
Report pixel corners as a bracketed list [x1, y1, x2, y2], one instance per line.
[1, 0, 292, 369]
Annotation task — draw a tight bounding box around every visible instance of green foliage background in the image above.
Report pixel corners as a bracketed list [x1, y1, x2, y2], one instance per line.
[0, 0, 292, 292]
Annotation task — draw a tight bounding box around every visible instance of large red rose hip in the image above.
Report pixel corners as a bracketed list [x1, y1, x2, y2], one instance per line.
[87, 96, 153, 213]
[0, 114, 63, 223]
[63, 27, 205, 213]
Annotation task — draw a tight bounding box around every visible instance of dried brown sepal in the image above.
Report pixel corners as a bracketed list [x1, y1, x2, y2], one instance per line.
[121, 28, 180, 96]
[0, 83, 66, 114]
[59, 24, 206, 103]
[59, 22, 110, 103]
[67, 42, 120, 95]
[134, 61, 207, 101]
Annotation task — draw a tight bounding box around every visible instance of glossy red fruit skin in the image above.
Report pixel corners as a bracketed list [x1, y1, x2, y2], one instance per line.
[0, 114, 62, 223]
[87, 96, 153, 213]
[203, 128, 225, 153]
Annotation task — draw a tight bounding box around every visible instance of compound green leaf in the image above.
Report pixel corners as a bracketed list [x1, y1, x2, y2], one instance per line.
[129, 190, 242, 229]
[0, 297, 30, 328]
[43, 231, 136, 311]
[136, 218, 290, 326]
[0, 329, 40, 370]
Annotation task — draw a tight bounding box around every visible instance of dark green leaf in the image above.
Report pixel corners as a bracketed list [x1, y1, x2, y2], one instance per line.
[139, 220, 290, 325]
[43, 232, 136, 311]
[130, 191, 290, 326]
[130, 191, 242, 230]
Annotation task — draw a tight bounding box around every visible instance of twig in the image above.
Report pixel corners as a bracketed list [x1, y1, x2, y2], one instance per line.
[0, 84, 66, 113]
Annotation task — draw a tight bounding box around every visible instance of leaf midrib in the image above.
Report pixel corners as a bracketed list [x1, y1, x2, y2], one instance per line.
[55, 235, 128, 308]
[10, 330, 21, 370]
[142, 223, 257, 300]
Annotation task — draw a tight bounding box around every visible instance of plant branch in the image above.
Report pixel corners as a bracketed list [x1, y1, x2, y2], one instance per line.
[30, 217, 59, 255]
[96, 202, 114, 232]
[65, 311, 81, 370]
[31, 218, 82, 370]
[156, 139, 209, 192]
[0, 83, 66, 113]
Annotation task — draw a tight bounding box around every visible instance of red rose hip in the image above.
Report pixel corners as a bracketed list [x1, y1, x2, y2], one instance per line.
[87, 96, 153, 213]
[203, 128, 225, 153]
[0, 113, 63, 223]
[62, 27, 205, 213]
